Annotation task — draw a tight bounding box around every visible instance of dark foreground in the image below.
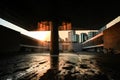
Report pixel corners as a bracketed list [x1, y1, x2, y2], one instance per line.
[0, 52, 120, 80]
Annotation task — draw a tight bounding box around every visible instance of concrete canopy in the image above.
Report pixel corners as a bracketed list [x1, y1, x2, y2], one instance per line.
[0, 0, 119, 30]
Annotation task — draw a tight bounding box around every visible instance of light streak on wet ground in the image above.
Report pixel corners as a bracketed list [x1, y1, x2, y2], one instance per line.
[0, 53, 50, 80]
[0, 52, 117, 80]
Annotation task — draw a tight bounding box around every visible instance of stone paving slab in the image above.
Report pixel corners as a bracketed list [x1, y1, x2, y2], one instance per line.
[0, 52, 113, 80]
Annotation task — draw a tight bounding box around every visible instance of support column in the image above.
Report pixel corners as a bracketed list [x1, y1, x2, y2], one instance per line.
[50, 21, 59, 70]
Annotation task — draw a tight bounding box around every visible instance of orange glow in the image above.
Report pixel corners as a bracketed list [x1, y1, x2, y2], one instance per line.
[29, 31, 50, 41]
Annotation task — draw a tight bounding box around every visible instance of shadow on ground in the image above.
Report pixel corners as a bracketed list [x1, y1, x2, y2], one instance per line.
[96, 54, 120, 80]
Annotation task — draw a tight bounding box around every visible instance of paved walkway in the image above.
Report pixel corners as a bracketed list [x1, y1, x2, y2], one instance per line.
[0, 52, 120, 80]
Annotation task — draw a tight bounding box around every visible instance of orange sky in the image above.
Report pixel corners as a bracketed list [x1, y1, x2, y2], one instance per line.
[29, 30, 96, 41]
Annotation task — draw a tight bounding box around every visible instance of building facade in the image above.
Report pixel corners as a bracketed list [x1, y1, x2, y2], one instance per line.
[79, 33, 88, 43]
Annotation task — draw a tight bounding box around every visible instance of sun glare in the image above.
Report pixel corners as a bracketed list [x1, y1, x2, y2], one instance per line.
[29, 31, 50, 41]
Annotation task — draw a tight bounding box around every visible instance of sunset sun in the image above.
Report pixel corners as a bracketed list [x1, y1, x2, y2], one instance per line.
[29, 31, 50, 41]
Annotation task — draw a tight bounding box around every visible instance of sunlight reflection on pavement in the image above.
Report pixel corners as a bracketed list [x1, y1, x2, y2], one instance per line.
[0, 52, 108, 80]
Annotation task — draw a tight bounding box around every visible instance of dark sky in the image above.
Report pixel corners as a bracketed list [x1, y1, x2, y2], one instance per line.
[0, 0, 119, 30]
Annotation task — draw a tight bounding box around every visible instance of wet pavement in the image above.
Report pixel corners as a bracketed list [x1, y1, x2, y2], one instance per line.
[0, 52, 120, 80]
[0, 53, 50, 80]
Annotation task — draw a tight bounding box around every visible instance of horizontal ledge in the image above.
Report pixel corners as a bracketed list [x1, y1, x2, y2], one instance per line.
[82, 44, 104, 49]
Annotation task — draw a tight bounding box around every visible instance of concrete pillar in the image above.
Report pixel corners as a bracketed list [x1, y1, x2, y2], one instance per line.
[50, 21, 59, 70]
